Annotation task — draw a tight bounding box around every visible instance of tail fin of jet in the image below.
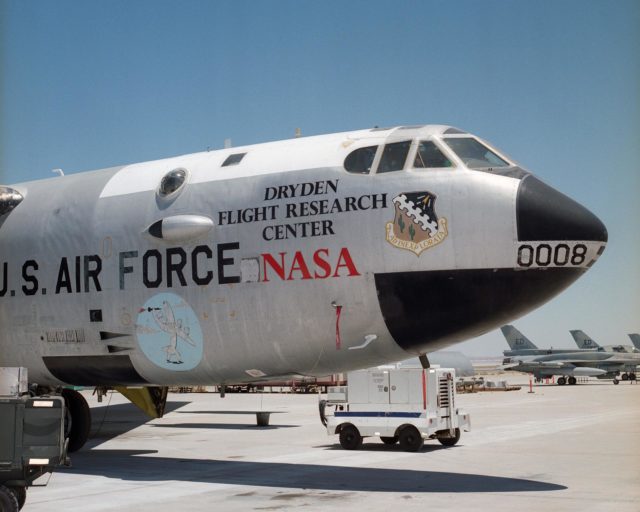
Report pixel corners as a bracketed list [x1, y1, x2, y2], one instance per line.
[628, 334, 640, 350]
[570, 330, 600, 349]
[500, 325, 538, 350]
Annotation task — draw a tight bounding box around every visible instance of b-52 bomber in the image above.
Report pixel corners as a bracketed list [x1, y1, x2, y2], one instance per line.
[0, 125, 607, 450]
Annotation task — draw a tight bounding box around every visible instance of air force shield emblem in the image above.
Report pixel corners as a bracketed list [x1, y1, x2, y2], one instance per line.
[385, 191, 448, 256]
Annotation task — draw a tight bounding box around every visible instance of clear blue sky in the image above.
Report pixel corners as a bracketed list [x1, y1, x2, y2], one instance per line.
[1, 0, 638, 356]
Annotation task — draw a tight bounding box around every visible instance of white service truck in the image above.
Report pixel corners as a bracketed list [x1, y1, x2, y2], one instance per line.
[320, 367, 470, 452]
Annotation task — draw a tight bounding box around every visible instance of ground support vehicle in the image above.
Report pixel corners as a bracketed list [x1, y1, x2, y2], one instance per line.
[320, 367, 470, 451]
[0, 368, 68, 511]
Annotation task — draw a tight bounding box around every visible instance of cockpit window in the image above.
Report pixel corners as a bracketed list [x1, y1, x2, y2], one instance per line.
[344, 145, 378, 174]
[414, 141, 453, 169]
[378, 140, 411, 173]
[443, 137, 510, 169]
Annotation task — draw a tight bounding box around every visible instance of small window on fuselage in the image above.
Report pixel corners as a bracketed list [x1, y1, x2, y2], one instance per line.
[222, 153, 246, 166]
[414, 141, 453, 169]
[377, 140, 411, 173]
[344, 145, 378, 174]
[158, 168, 188, 197]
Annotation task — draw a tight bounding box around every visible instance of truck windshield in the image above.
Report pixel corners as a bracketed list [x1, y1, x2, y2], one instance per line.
[442, 137, 510, 169]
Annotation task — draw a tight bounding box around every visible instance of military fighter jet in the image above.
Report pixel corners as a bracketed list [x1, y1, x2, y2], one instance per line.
[501, 324, 590, 357]
[629, 334, 640, 350]
[570, 329, 639, 353]
[570, 330, 639, 380]
[501, 325, 637, 384]
[0, 125, 607, 450]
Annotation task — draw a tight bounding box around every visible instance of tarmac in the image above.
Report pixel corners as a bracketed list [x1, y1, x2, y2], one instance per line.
[25, 374, 640, 512]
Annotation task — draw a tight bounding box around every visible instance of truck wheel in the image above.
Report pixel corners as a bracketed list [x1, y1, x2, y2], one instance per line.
[339, 425, 362, 450]
[8, 487, 26, 510]
[613, 379, 620, 385]
[398, 426, 424, 452]
[380, 436, 398, 445]
[438, 428, 461, 447]
[62, 389, 92, 452]
[630, 373, 636, 381]
[557, 377, 566, 385]
[0, 485, 19, 512]
[621, 373, 629, 381]
[568, 376, 577, 385]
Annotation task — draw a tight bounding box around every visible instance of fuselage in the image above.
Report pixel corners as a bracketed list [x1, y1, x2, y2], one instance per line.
[0, 125, 608, 387]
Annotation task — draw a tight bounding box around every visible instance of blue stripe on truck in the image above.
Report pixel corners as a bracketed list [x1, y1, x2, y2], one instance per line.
[334, 411, 423, 418]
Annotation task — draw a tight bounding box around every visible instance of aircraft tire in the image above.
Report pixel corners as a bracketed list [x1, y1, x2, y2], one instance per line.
[0, 485, 19, 512]
[62, 389, 91, 452]
[568, 376, 577, 385]
[339, 425, 362, 450]
[8, 487, 26, 510]
[438, 428, 461, 447]
[557, 377, 566, 385]
[399, 426, 424, 452]
[613, 379, 619, 385]
[380, 436, 398, 445]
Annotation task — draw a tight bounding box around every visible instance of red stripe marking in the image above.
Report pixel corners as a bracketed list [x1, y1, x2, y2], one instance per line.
[335, 305, 342, 350]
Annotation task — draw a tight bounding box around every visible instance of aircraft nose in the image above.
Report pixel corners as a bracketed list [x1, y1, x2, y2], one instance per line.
[516, 175, 608, 243]
[374, 174, 608, 357]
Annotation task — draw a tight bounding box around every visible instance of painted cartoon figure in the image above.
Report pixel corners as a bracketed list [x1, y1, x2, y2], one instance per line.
[150, 301, 196, 364]
[136, 292, 204, 371]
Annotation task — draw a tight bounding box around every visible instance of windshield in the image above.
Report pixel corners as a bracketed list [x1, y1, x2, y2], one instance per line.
[414, 140, 453, 168]
[442, 137, 510, 169]
[378, 140, 411, 173]
[344, 145, 378, 174]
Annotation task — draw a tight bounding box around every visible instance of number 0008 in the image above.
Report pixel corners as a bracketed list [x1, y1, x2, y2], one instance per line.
[517, 243, 587, 267]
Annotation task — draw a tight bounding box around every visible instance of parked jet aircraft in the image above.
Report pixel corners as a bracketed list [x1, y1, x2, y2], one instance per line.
[0, 125, 607, 450]
[501, 325, 606, 384]
[629, 334, 640, 350]
[501, 324, 590, 357]
[570, 329, 639, 353]
[501, 326, 637, 384]
[570, 330, 639, 380]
